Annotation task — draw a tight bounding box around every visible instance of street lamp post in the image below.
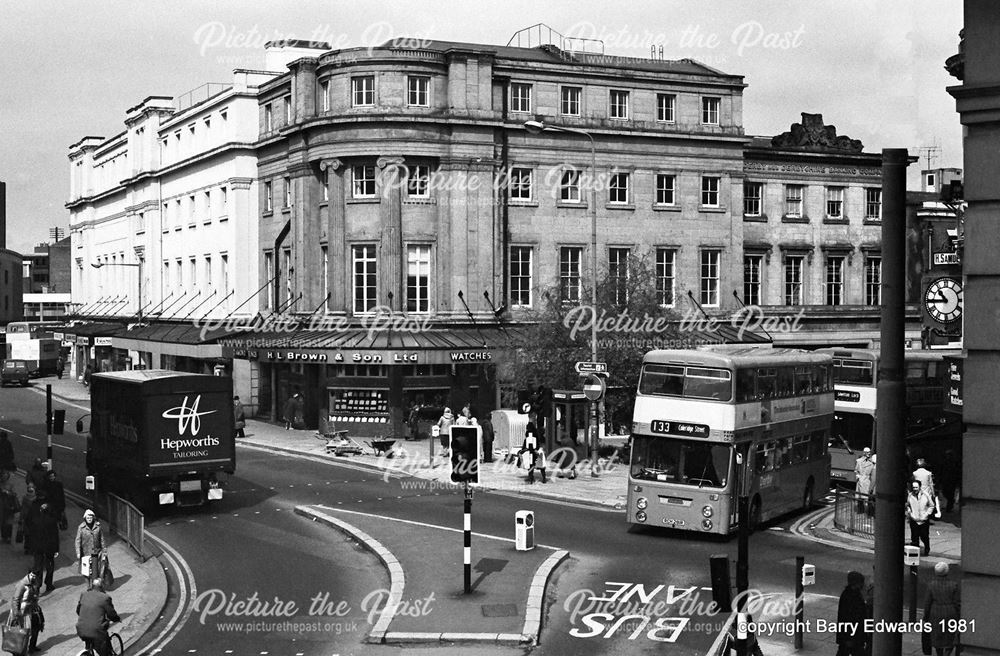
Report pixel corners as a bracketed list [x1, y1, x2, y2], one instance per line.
[91, 260, 143, 323]
[523, 120, 601, 475]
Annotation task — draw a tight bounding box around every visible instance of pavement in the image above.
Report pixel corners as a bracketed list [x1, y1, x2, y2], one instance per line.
[39, 373, 967, 652]
[0, 471, 167, 656]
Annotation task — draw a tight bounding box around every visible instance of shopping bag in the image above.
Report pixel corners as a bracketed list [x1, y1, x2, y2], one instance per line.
[80, 555, 92, 578]
[1, 624, 29, 655]
[102, 561, 115, 590]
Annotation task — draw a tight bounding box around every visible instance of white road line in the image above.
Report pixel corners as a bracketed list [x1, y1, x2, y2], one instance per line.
[132, 529, 198, 656]
[20, 434, 39, 442]
[53, 443, 73, 451]
[23, 385, 92, 412]
[312, 504, 561, 549]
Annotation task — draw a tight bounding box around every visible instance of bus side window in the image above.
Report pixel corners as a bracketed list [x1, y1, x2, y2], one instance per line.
[754, 443, 768, 474]
[776, 367, 794, 397]
[776, 438, 792, 466]
[757, 368, 776, 399]
[809, 431, 826, 459]
[737, 369, 757, 402]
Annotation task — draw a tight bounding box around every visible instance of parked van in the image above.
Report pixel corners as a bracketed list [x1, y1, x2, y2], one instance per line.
[1, 360, 31, 387]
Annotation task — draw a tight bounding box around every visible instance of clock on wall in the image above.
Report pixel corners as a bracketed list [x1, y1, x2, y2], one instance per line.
[924, 277, 963, 323]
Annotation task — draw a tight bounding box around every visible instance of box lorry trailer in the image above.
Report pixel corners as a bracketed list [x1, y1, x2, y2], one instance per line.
[87, 370, 236, 508]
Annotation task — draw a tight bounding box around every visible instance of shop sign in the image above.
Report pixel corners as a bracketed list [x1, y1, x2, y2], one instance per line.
[933, 252, 960, 266]
[77, 336, 90, 345]
[944, 356, 963, 413]
[264, 351, 329, 362]
[449, 351, 492, 362]
[95, 337, 113, 347]
[236, 347, 495, 365]
[53, 332, 64, 340]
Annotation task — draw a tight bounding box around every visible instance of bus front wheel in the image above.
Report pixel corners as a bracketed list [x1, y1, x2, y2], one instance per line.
[803, 478, 815, 509]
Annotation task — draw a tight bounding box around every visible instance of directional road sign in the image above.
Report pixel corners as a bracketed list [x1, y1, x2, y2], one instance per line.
[575, 361, 608, 375]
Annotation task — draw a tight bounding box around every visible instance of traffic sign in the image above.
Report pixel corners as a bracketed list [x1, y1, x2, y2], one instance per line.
[582, 374, 606, 401]
[575, 361, 608, 374]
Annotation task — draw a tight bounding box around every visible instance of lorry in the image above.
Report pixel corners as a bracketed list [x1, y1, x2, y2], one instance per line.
[87, 370, 236, 509]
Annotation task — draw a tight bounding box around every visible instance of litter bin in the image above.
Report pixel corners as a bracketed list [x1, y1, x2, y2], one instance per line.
[515, 510, 535, 551]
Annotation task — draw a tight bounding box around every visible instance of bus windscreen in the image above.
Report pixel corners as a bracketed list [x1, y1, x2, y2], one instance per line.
[638, 364, 732, 401]
[832, 359, 874, 385]
[830, 413, 875, 452]
[631, 436, 731, 487]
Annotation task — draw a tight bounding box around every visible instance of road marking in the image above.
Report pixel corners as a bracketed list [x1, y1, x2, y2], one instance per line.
[311, 504, 561, 549]
[20, 434, 39, 442]
[53, 443, 73, 451]
[23, 385, 91, 412]
[133, 529, 198, 656]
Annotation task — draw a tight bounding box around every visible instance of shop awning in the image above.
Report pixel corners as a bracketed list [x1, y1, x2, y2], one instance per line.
[111, 320, 242, 360]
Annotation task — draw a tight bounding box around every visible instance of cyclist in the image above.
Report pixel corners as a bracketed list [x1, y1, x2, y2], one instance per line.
[75, 578, 120, 656]
[9, 570, 43, 653]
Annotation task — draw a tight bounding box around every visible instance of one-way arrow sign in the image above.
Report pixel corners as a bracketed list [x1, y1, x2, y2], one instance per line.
[575, 361, 608, 374]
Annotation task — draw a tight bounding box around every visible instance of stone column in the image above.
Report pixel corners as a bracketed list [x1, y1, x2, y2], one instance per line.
[320, 159, 345, 312]
[377, 156, 405, 311]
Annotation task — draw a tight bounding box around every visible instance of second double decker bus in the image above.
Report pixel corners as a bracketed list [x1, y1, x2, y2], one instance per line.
[628, 345, 833, 534]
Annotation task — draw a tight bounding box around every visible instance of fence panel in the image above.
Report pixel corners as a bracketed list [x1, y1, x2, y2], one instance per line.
[833, 487, 875, 537]
[103, 492, 146, 558]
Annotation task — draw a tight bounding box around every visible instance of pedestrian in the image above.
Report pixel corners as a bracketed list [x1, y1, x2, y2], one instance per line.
[855, 447, 875, 514]
[939, 449, 960, 513]
[924, 562, 961, 656]
[518, 434, 547, 484]
[1, 469, 19, 543]
[282, 393, 295, 430]
[56, 355, 65, 380]
[437, 407, 455, 452]
[407, 403, 420, 441]
[233, 396, 246, 438]
[44, 470, 66, 529]
[836, 570, 868, 656]
[905, 479, 936, 556]
[75, 578, 120, 656]
[0, 429, 15, 473]
[19, 483, 39, 555]
[862, 564, 875, 656]
[75, 509, 106, 588]
[868, 454, 877, 516]
[481, 415, 494, 463]
[26, 458, 48, 497]
[9, 570, 43, 653]
[292, 392, 305, 428]
[83, 363, 93, 387]
[912, 457, 937, 498]
[31, 502, 60, 593]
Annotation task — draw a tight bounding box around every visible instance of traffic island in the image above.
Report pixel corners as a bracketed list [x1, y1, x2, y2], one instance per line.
[295, 504, 568, 645]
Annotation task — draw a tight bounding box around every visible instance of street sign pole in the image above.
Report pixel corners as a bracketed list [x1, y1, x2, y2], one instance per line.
[46, 384, 53, 468]
[581, 375, 606, 478]
[464, 482, 472, 594]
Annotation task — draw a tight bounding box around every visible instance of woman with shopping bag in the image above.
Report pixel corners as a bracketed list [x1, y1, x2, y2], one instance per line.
[75, 509, 105, 588]
[4, 570, 43, 655]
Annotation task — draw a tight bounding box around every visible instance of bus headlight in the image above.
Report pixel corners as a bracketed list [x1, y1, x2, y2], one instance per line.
[637, 497, 648, 510]
[633, 485, 643, 493]
[702, 519, 713, 531]
[702, 505, 714, 518]
[636, 511, 647, 523]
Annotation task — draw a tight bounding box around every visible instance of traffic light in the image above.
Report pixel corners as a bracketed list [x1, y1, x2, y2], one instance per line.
[450, 425, 481, 484]
[51, 409, 66, 435]
[517, 389, 533, 414]
[709, 554, 732, 612]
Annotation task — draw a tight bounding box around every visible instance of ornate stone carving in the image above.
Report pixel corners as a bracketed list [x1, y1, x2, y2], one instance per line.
[376, 156, 406, 169]
[771, 113, 863, 153]
[318, 158, 343, 172]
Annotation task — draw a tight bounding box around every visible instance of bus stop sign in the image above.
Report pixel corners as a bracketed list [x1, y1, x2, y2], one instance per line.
[582, 374, 606, 401]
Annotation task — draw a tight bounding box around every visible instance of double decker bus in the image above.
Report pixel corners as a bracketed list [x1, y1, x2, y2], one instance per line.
[628, 345, 833, 534]
[817, 348, 962, 484]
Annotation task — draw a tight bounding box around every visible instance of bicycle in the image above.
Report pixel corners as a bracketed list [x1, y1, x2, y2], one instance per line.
[77, 632, 123, 656]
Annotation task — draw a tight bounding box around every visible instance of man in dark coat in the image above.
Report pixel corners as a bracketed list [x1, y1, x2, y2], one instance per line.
[836, 570, 868, 656]
[0, 429, 15, 472]
[31, 503, 61, 592]
[26, 458, 48, 497]
[76, 578, 120, 656]
[45, 470, 66, 521]
[233, 396, 246, 438]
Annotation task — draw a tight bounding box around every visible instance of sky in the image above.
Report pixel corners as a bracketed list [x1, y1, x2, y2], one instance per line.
[0, 0, 964, 255]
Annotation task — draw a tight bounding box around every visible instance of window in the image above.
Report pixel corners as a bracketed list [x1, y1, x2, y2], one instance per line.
[204, 191, 212, 219]
[263, 252, 273, 310]
[407, 76, 429, 107]
[744, 182, 763, 216]
[282, 249, 292, 304]
[656, 248, 676, 307]
[352, 244, 377, 314]
[203, 116, 211, 131]
[609, 89, 630, 119]
[509, 167, 532, 201]
[655, 174, 676, 205]
[609, 248, 630, 305]
[701, 176, 721, 207]
[609, 172, 630, 204]
[825, 256, 845, 305]
[283, 96, 292, 124]
[865, 188, 882, 220]
[163, 261, 171, 291]
[561, 86, 581, 116]
[407, 165, 430, 198]
[559, 169, 581, 203]
[510, 83, 532, 113]
[264, 104, 272, 132]
[510, 246, 533, 307]
[320, 246, 328, 312]
[926, 173, 936, 188]
[785, 185, 804, 217]
[204, 256, 212, 287]
[656, 93, 676, 122]
[700, 250, 720, 307]
[189, 257, 198, 289]
[702, 97, 720, 124]
[406, 245, 431, 313]
[865, 256, 882, 306]
[352, 75, 375, 106]
[744, 255, 763, 305]
[220, 186, 227, 211]
[188, 195, 196, 224]
[784, 255, 804, 305]
[284, 176, 292, 207]
[320, 80, 330, 112]
[220, 109, 227, 123]
[175, 198, 182, 227]
[559, 247, 583, 303]
[264, 181, 273, 211]
[826, 187, 844, 218]
[220, 254, 229, 292]
[188, 123, 196, 137]
[352, 165, 376, 198]
[319, 167, 329, 202]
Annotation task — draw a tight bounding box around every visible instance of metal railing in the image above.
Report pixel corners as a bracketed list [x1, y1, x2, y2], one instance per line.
[103, 492, 147, 558]
[174, 82, 232, 112]
[833, 487, 875, 537]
